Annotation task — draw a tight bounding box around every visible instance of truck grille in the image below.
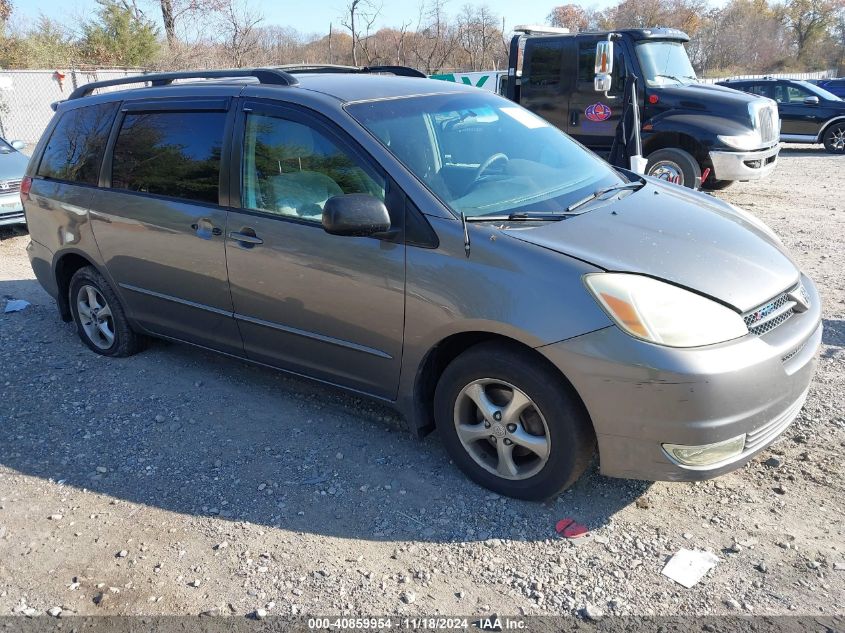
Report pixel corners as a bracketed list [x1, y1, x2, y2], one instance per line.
[743, 283, 808, 336]
[0, 178, 21, 194]
[754, 103, 779, 146]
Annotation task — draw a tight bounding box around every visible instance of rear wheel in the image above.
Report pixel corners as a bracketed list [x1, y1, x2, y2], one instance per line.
[434, 342, 595, 500]
[69, 266, 140, 357]
[646, 148, 702, 189]
[823, 123, 845, 153]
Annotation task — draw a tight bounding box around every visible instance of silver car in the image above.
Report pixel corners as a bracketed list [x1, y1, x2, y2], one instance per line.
[22, 67, 821, 499]
[0, 137, 29, 226]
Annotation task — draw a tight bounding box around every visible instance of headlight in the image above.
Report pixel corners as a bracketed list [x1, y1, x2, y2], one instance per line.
[717, 132, 762, 151]
[584, 273, 748, 347]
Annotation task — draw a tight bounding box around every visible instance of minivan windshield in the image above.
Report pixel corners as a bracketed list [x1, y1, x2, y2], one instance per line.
[636, 40, 697, 87]
[347, 93, 624, 218]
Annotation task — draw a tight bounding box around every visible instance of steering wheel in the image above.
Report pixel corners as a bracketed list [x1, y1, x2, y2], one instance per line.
[471, 153, 509, 185]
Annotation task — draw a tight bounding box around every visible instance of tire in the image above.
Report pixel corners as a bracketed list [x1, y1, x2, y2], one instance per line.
[69, 266, 140, 357]
[822, 122, 845, 154]
[434, 342, 596, 500]
[701, 178, 735, 191]
[645, 148, 702, 189]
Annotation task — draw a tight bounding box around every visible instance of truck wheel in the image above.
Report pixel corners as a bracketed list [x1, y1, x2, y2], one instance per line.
[646, 148, 701, 189]
[822, 123, 845, 153]
[434, 342, 596, 500]
[702, 178, 734, 191]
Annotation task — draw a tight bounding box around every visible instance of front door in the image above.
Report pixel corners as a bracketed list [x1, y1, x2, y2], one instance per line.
[774, 82, 829, 137]
[225, 101, 406, 398]
[566, 37, 626, 154]
[90, 102, 243, 354]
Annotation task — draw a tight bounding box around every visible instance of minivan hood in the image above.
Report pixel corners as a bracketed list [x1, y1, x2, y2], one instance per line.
[0, 150, 29, 180]
[504, 181, 799, 313]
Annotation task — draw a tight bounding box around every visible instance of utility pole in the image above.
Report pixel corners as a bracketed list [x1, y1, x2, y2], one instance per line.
[329, 23, 333, 64]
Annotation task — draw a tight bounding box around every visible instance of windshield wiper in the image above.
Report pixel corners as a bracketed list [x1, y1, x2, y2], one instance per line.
[565, 181, 644, 213]
[655, 73, 685, 83]
[464, 211, 576, 223]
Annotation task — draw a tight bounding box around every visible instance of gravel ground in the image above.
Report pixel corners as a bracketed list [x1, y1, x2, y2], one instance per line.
[0, 145, 843, 620]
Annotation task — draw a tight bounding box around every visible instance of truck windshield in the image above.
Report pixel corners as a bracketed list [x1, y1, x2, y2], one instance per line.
[346, 93, 623, 219]
[636, 40, 697, 87]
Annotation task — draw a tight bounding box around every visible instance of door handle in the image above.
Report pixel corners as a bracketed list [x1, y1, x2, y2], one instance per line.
[570, 111, 579, 126]
[229, 230, 263, 246]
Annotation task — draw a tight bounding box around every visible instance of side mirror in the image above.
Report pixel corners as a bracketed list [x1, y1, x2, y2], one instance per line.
[322, 193, 391, 237]
[10, 140, 25, 151]
[594, 40, 613, 93]
[803, 96, 819, 105]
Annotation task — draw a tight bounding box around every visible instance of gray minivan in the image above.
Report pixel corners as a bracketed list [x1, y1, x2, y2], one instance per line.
[22, 67, 821, 499]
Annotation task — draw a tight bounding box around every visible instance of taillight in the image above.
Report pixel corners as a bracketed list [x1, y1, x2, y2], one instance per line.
[20, 176, 32, 202]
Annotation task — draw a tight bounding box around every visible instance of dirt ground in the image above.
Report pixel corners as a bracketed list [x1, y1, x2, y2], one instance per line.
[0, 145, 843, 621]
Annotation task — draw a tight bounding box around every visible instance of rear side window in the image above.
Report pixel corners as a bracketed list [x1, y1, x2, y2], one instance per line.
[745, 83, 771, 98]
[524, 40, 564, 89]
[111, 111, 226, 204]
[37, 102, 118, 185]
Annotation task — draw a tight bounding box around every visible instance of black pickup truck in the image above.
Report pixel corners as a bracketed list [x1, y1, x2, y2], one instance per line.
[504, 27, 781, 189]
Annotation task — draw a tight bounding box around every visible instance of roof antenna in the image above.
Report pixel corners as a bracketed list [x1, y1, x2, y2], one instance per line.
[461, 212, 470, 257]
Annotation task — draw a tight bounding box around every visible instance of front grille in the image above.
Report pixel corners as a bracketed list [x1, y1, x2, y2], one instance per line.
[781, 342, 805, 363]
[743, 282, 808, 336]
[0, 179, 21, 194]
[743, 389, 807, 453]
[759, 107, 777, 145]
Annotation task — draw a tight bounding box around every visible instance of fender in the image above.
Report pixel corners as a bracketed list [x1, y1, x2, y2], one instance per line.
[642, 112, 756, 153]
[817, 115, 845, 142]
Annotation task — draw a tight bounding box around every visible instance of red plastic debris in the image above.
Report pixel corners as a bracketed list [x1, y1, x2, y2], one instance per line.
[555, 518, 590, 539]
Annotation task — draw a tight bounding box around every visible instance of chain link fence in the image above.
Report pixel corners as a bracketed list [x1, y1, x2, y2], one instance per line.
[0, 68, 146, 149]
[0, 66, 837, 151]
[699, 69, 835, 84]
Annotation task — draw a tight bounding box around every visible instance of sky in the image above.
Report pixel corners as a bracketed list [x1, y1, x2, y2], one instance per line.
[14, 0, 621, 36]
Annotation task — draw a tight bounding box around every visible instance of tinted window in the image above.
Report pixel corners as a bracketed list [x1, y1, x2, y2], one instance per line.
[773, 83, 812, 104]
[578, 42, 624, 93]
[242, 113, 384, 222]
[37, 102, 118, 185]
[111, 111, 225, 204]
[525, 40, 564, 89]
[743, 83, 771, 98]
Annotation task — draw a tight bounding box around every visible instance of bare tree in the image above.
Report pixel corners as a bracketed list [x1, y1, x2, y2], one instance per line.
[412, 0, 462, 73]
[340, 0, 381, 65]
[220, 0, 263, 67]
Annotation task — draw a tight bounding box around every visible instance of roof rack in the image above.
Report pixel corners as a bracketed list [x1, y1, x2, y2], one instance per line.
[67, 67, 300, 101]
[276, 64, 426, 78]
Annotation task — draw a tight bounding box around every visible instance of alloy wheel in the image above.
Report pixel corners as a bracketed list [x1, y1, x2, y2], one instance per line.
[829, 125, 845, 152]
[453, 378, 551, 480]
[76, 284, 115, 350]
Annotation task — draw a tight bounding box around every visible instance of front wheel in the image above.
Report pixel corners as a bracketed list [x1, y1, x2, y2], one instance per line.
[823, 123, 845, 153]
[434, 342, 596, 500]
[701, 178, 735, 191]
[645, 148, 702, 189]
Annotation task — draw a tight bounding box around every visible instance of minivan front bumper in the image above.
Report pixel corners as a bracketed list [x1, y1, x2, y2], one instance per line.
[538, 273, 821, 482]
[709, 144, 779, 182]
[0, 192, 25, 226]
